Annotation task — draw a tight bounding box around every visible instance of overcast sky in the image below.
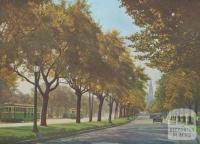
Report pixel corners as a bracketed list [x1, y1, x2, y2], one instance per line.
[17, 0, 161, 94]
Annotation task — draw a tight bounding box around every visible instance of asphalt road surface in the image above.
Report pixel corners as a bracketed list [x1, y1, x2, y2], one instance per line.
[39, 116, 200, 144]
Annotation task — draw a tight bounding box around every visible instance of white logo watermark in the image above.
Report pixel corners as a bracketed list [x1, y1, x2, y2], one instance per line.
[167, 108, 197, 140]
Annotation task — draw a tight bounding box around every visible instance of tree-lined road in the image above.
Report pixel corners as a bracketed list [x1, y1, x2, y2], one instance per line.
[39, 116, 199, 144]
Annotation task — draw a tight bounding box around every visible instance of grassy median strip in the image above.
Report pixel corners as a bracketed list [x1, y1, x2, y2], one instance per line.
[0, 118, 132, 143]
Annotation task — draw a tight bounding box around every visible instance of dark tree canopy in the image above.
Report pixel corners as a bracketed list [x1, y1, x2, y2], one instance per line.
[121, 0, 200, 72]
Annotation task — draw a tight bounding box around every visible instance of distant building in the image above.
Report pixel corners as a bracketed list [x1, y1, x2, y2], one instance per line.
[146, 80, 154, 106]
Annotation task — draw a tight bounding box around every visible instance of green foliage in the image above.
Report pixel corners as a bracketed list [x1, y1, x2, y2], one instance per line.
[121, 0, 200, 73]
[152, 69, 200, 112]
[1, 1, 69, 125]
[121, 0, 200, 114]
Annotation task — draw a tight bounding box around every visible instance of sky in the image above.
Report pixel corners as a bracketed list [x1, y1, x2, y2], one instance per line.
[18, 0, 161, 94]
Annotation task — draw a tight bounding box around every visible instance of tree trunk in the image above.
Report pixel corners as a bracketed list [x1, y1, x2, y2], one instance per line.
[195, 100, 198, 114]
[75, 90, 82, 123]
[40, 94, 49, 126]
[97, 96, 104, 122]
[91, 95, 94, 119]
[127, 108, 130, 117]
[119, 106, 123, 118]
[178, 116, 181, 122]
[188, 104, 192, 124]
[183, 116, 186, 123]
[108, 97, 114, 123]
[123, 107, 126, 117]
[114, 102, 119, 119]
[88, 92, 93, 122]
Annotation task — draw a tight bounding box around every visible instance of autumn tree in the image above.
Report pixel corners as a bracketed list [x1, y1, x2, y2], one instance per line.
[90, 30, 135, 122]
[96, 30, 148, 123]
[61, 0, 103, 123]
[121, 0, 200, 73]
[118, 67, 148, 118]
[153, 69, 200, 113]
[121, 0, 200, 113]
[1, 1, 70, 126]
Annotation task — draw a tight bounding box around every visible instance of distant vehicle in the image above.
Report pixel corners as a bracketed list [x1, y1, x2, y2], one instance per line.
[0, 103, 40, 122]
[153, 115, 163, 123]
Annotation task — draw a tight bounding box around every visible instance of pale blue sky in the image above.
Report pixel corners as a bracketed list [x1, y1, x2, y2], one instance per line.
[87, 0, 140, 36]
[18, 0, 161, 94]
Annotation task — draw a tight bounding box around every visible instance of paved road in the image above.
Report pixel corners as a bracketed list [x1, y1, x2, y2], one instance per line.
[39, 116, 199, 144]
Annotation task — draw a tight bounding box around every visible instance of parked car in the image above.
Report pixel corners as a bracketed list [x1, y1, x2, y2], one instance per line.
[153, 115, 163, 123]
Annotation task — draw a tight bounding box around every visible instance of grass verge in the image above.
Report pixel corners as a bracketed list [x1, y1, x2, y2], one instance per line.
[0, 118, 132, 143]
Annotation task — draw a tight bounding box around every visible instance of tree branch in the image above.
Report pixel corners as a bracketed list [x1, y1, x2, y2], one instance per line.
[49, 72, 58, 85]
[13, 68, 35, 85]
[37, 73, 45, 96]
[50, 77, 59, 91]
[81, 85, 89, 94]
[41, 68, 49, 85]
[46, 62, 56, 78]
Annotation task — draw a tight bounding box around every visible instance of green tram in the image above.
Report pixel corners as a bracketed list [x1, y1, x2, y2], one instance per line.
[0, 103, 40, 122]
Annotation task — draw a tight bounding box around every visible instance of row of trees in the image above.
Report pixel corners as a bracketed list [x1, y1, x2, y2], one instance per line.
[0, 84, 102, 119]
[121, 0, 200, 113]
[151, 69, 200, 114]
[0, 0, 148, 126]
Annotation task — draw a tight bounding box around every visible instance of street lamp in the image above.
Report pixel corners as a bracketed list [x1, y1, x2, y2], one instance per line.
[33, 64, 40, 133]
